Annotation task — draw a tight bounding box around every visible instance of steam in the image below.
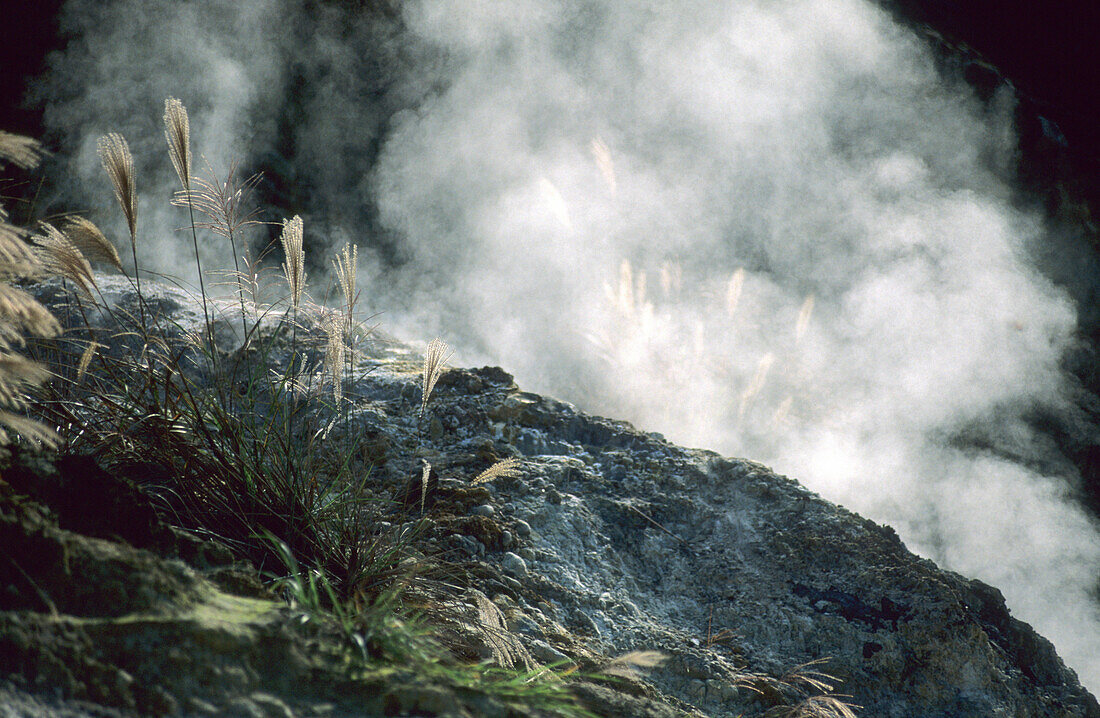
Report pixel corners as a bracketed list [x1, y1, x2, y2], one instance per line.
[32, 0, 1100, 690]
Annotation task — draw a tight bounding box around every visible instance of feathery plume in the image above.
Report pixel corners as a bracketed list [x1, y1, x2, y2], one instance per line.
[280, 215, 305, 308]
[726, 267, 745, 318]
[0, 222, 44, 279]
[599, 650, 668, 678]
[322, 315, 345, 402]
[738, 352, 775, 420]
[34, 222, 97, 296]
[76, 341, 102, 382]
[173, 161, 262, 240]
[0, 411, 58, 449]
[0, 353, 53, 409]
[420, 460, 431, 515]
[590, 137, 616, 196]
[795, 294, 815, 342]
[472, 458, 522, 485]
[163, 97, 191, 190]
[659, 260, 681, 298]
[472, 591, 537, 670]
[0, 131, 44, 169]
[332, 242, 357, 332]
[0, 284, 62, 345]
[62, 217, 122, 271]
[764, 695, 860, 718]
[420, 337, 452, 421]
[96, 133, 136, 241]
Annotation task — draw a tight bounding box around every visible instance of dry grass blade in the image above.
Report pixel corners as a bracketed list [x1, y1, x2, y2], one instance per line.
[472, 457, 522, 485]
[96, 133, 136, 240]
[420, 337, 452, 421]
[62, 216, 122, 271]
[163, 97, 191, 190]
[599, 650, 668, 678]
[0, 131, 44, 169]
[280, 215, 305, 308]
[34, 222, 97, 296]
[781, 658, 840, 695]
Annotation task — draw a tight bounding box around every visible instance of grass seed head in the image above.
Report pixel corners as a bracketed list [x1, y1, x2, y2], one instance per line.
[420, 337, 452, 421]
[323, 315, 346, 402]
[0, 131, 44, 169]
[97, 133, 137, 241]
[34, 222, 97, 296]
[280, 215, 305, 308]
[472, 457, 522, 485]
[333, 242, 357, 330]
[599, 650, 668, 678]
[163, 97, 191, 191]
[62, 216, 122, 271]
[0, 222, 44, 279]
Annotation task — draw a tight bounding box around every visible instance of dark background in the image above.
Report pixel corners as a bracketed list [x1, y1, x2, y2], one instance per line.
[5, 2, 1100, 150]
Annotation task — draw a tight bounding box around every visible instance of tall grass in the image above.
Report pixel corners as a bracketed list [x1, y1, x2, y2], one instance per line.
[12, 101, 598, 717]
[0, 131, 61, 448]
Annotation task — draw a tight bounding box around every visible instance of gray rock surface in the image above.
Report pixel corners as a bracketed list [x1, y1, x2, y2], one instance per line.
[8, 275, 1099, 717]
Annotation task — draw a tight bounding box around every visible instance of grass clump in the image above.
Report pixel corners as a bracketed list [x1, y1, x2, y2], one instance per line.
[13, 103, 595, 718]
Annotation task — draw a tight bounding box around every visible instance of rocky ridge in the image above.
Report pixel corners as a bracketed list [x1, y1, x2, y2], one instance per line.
[0, 275, 1095, 717]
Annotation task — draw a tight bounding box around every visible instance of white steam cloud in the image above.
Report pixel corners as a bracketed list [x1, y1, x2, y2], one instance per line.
[33, 0, 1100, 690]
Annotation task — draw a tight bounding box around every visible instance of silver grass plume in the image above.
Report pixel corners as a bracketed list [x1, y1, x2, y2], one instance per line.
[0, 284, 62, 349]
[764, 696, 860, 718]
[420, 337, 452, 421]
[0, 222, 45, 279]
[598, 650, 668, 679]
[163, 97, 191, 191]
[323, 315, 345, 402]
[34, 222, 97, 297]
[420, 460, 431, 515]
[332, 242, 357, 333]
[164, 97, 213, 351]
[76, 341, 102, 382]
[472, 591, 537, 670]
[97, 132, 144, 330]
[0, 131, 44, 169]
[472, 458, 522, 485]
[0, 130, 61, 448]
[96, 133, 136, 241]
[62, 217, 122, 271]
[280, 215, 305, 308]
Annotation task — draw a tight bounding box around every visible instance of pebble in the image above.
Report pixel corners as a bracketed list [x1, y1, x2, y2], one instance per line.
[529, 639, 569, 665]
[518, 547, 536, 562]
[514, 519, 532, 537]
[501, 552, 527, 576]
[500, 529, 514, 548]
[470, 504, 494, 517]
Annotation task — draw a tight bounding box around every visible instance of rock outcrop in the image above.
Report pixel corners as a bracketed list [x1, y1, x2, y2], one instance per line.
[0, 275, 1096, 716]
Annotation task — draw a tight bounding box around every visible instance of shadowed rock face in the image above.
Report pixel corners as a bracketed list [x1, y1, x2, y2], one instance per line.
[4, 276, 1095, 717]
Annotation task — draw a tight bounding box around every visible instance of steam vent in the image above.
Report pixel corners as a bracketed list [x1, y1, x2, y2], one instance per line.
[1, 1, 1099, 716]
